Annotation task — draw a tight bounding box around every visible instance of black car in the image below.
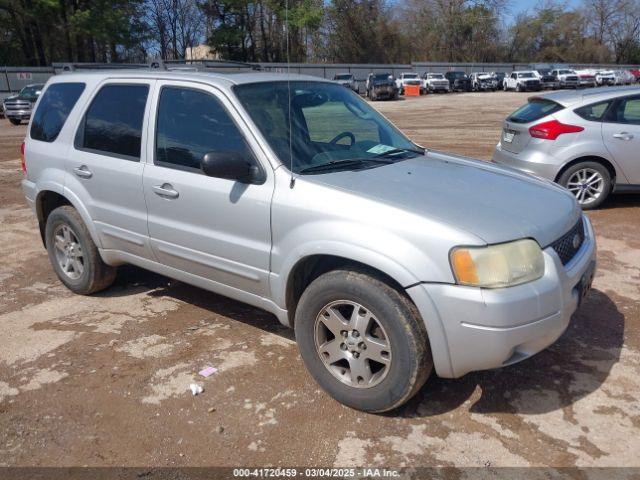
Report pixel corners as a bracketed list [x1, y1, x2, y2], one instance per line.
[366, 73, 399, 101]
[493, 72, 506, 89]
[536, 69, 560, 89]
[444, 71, 472, 92]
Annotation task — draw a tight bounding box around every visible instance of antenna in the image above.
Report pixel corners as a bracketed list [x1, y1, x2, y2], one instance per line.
[285, 0, 295, 188]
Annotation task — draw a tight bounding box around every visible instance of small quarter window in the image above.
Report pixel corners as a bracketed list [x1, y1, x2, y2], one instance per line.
[30, 83, 85, 142]
[575, 101, 611, 122]
[79, 84, 149, 160]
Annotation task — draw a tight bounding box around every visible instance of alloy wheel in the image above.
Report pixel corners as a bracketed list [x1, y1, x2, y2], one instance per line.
[566, 168, 605, 205]
[52, 224, 85, 280]
[314, 300, 392, 389]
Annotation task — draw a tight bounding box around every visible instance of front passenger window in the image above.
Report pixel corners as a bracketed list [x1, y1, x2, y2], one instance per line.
[155, 87, 253, 172]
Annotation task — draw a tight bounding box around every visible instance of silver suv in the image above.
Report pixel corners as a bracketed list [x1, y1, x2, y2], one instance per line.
[493, 86, 640, 209]
[22, 71, 596, 412]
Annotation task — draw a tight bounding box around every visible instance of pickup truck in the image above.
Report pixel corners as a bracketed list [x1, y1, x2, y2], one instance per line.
[444, 71, 472, 92]
[366, 73, 399, 100]
[551, 69, 579, 89]
[395, 72, 423, 94]
[422, 73, 450, 93]
[333, 73, 358, 92]
[3, 84, 45, 125]
[503, 71, 541, 92]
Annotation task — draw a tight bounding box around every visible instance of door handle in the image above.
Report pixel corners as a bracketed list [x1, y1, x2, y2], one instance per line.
[153, 184, 179, 199]
[613, 132, 634, 141]
[73, 165, 93, 179]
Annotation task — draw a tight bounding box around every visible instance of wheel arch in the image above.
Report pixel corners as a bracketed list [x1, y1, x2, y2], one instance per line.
[284, 254, 412, 327]
[35, 189, 101, 249]
[554, 155, 617, 185]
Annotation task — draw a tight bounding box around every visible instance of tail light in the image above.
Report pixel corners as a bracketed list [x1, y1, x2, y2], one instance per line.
[529, 120, 584, 140]
[20, 141, 26, 173]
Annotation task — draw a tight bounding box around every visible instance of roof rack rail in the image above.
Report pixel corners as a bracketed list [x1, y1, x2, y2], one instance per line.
[53, 59, 261, 74]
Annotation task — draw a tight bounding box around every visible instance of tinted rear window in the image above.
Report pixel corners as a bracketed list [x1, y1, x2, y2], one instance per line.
[30, 83, 85, 142]
[508, 99, 564, 124]
[79, 84, 149, 160]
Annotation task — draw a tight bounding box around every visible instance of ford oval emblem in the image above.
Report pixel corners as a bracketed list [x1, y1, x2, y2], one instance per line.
[572, 233, 581, 249]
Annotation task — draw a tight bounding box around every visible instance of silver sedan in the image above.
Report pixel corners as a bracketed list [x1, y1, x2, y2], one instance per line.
[493, 86, 640, 209]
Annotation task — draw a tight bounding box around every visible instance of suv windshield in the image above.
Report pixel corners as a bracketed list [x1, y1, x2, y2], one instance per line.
[518, 73, 535, 78]
[403, 74, 418, 78]
[450, 72, 466, 78]
[234, 81, 422, 174]
[428, 74, 444, 79]
[334, 74, 352, 80]
[373, 74, 392, 81]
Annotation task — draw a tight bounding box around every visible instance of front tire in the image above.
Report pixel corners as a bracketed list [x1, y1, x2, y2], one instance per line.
[45, 206, 117, 294]
[294, 269, 432, 412]
[558, 161, 612, 210]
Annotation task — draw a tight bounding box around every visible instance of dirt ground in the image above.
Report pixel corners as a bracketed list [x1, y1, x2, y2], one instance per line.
[1, 91, 639, 470]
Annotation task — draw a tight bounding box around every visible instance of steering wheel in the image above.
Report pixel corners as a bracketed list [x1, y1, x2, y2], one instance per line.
[329, 131, 356, 147]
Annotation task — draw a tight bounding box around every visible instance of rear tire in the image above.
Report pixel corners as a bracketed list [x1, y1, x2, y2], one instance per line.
[45, 206, 117, 294]
[294, 269, 433, 412]
[558, 161, 612, 210]
[9, 118, 21, 125]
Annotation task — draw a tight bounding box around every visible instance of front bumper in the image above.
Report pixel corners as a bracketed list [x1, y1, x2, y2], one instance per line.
[6, 109, 32, 119]
[408, 215, 596, 378]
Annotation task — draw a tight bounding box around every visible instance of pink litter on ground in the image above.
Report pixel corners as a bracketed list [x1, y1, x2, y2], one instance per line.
[199, 366, 218, 377]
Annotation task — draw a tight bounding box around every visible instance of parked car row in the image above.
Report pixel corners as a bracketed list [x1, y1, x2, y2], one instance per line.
[328, 66, 640, 102]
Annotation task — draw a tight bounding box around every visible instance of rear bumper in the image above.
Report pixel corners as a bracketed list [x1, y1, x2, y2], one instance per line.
[492, 141, 561, 180]
[21, 179, 37, 212]
[408, 215, 596, 378]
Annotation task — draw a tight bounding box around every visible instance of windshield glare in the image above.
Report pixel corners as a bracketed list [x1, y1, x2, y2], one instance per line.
[234, 81, 420, 174]
[20, 85, 42, 96]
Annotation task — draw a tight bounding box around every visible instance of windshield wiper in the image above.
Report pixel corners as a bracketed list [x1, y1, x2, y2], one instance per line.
[299, 158, 392, 174]
[374, 147, 425, 158]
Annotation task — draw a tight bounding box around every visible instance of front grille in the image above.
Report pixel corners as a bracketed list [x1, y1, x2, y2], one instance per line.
[5, 100, 30, 110]
[551, 218, 585, 265]
[567, 76, 579, 82]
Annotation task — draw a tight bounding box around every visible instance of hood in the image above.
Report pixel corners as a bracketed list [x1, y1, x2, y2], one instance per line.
[4, 94, 17, 103]
[305, 151, 580, 247]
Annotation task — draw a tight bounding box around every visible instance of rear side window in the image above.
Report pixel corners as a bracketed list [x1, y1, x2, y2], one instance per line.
[78, 84, 149, 160]
[610, 97, 640, 125]
[507, 99, 563, 124]
[30, 83, 85, 142]
[575, 101, 611, 122]
[155, 87, 252, 172]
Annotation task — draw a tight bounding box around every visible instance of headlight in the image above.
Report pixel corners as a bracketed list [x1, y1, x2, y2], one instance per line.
[450, 239, 544, 288]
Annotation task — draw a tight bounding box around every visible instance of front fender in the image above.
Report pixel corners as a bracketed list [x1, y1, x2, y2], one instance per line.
[269, 218, 451, 311]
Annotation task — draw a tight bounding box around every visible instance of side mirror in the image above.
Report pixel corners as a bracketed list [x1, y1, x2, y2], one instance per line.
[200, 151, 262, 184]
